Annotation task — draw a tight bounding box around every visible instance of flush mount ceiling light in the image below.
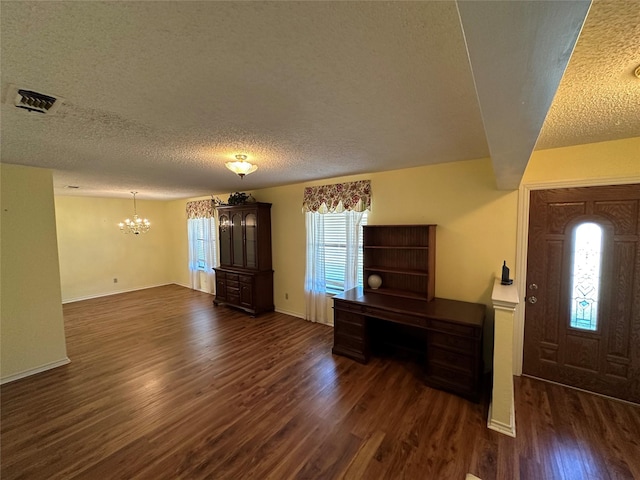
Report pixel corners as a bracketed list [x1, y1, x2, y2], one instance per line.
[635, 64, 640, 79]
[225, 154, 258, 179]
[118, 192, 150, 235]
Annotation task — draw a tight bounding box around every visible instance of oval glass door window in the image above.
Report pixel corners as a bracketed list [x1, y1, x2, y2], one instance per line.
[569, 222, 603, 331]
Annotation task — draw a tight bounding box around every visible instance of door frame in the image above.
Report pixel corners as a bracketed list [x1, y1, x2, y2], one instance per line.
[514, 175, 640, 375]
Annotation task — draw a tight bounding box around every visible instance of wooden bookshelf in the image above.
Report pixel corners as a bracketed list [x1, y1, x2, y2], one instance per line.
[363, 225, 436, 301]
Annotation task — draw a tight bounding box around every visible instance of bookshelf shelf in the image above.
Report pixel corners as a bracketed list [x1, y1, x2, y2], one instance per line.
[363, 225, 436, 302]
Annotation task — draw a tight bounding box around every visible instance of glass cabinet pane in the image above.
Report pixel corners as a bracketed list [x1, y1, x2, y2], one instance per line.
[232, 213, 244, 267]
[245, 213, 257, 268]
[219, 214, 231, 266]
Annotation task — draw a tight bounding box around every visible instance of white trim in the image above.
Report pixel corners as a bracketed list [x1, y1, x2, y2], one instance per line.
[491, 279, 520, 310]
[274, 307, 305, 320]
[62, 283, 174, 304]
[0, 357, 70, 385]
[487, 399, 516, 437]
[315, 319, 334, 327]
[523, 374, 640, 407]
[514, 175, 640, 375]
[489, 278, 518, 437]
[275, 307, 335, 327]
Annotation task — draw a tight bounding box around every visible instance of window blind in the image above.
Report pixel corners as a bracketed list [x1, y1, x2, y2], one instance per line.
[324, 211, 367, 293]
[196, 220, 206, 270]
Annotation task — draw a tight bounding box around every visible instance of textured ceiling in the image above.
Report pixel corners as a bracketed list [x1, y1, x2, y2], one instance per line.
[0, 1, 637, 200]
[536, 0, 640, 149]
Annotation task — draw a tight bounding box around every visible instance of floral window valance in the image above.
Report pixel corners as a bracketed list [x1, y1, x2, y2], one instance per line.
[186, 199, 214, 219]
[302, 180, 371, 213]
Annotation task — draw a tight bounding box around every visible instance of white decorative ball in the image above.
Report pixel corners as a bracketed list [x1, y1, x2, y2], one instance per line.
[367, 274, 382, 290]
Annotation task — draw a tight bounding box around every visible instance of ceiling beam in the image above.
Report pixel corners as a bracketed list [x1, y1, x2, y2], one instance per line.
[457, 0, 591, 190]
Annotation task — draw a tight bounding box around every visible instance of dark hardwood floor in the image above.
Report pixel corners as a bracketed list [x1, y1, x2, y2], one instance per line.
[1, 285, 639, 479]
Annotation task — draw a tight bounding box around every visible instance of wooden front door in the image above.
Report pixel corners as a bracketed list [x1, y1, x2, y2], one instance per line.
[523, 184, 640, 403]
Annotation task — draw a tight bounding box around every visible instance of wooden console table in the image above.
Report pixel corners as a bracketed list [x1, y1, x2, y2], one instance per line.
[332, 287, 485, 401]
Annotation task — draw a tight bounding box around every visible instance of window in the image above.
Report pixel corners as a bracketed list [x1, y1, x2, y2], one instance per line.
[569, 222, 603, 331]
[187, 216, 217, 292]
[187, 218, 216, 271]
[302, 179, 371, 323]
[189, 218, 216, 271]
[323, 211, 368, 293]
[305, 210, 368, 296]
[193, 219, 208, 270]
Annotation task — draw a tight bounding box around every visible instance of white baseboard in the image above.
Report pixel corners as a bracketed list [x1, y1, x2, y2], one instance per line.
[274, 308, 334, 327]
[274, 307, 305, 320]
[487, 400, 516, 437]
[0, 357, 70, 385]
[315, 318, 334, 327]
[174, 282, 213, 294]
[62, 283, 174, 304]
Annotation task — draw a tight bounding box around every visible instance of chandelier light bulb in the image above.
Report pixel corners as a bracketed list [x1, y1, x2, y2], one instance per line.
[119, 192, 151, 235]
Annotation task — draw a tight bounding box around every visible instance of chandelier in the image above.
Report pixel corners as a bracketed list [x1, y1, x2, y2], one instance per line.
[225, 154, 258, 179]
[119, 192, 150, 235]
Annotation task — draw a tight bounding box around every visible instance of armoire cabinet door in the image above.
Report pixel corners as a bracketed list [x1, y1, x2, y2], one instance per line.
[231, 213, 244, 267]
[215, 273, 227, 301]
[219, 214, 231, 266]
[214, 203, 273, 316]
[240, 282, 253, 308]
[245, 212, 257, 269]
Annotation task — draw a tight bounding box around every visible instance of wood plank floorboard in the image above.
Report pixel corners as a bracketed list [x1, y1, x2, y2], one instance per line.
[1, 284, 639, 479]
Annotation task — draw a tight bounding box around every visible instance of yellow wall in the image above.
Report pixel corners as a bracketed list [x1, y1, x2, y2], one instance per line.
[52, 137, 640, 316]
[1, 164, 68, 381]
[3, 138, 636, 384]
[165, 198, 191, 288]
[254, 157, 518, 318]
[55, 196, 173, 302]
[165, 195, 227, 293]
[524, 137, 640, 183]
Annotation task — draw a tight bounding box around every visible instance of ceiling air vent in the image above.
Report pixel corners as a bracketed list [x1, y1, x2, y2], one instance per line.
[5, 84, 64, 115]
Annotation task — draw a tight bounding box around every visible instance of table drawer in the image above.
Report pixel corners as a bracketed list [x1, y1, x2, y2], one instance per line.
[428, 331, 475, 353]
[428, 346, 474, 373]
[333, 333, 367, 363]
[426, 363, 476, 395]
[226, 273, 239, 283]
[334, 301, 365, 314]
[335, 319, 365, 338]
[364, 307, 426, 329]
[334, 331, 365, 350]
[334, 309, 365, 327]
[428, 318, 477, 338]
[227, 294, 240, 305]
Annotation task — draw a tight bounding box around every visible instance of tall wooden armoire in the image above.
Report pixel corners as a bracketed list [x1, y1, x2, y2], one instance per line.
[213, 202, 274, 316]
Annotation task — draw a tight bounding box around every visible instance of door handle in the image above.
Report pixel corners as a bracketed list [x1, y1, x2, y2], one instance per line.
[528, 296, 538, 304]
